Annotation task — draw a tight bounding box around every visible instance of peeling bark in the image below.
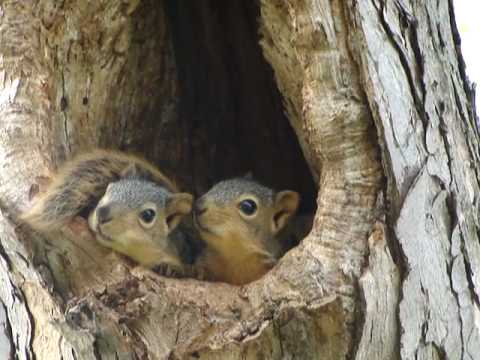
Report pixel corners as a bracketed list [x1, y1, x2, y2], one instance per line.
[356, 221, 399, 360]
[0, 0, 478, 359]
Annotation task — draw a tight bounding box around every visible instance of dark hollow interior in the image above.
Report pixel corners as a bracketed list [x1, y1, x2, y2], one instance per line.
[160, 0, 317, 214]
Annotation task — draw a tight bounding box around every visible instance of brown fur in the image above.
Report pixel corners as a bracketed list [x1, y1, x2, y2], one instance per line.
[21, 149, 177, 231]
[88, 186, 193, 268]
[193, 179, 300, 285]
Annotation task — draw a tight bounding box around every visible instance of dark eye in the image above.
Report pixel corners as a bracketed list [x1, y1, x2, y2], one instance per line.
[139, 209, 156, 223]
[238, 199, 257, 216]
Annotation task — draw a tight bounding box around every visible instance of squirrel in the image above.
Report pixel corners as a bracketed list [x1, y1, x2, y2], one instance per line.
[193, 177, 301, 285]
[21, 149, 197, 269]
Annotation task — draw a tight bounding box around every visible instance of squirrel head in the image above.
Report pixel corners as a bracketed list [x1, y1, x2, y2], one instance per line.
[193, 178, 300, 264]
[88, 174, 193, 268]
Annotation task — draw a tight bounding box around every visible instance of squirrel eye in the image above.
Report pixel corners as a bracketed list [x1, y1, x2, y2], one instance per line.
[139, 209, 156, 224]
[238, 199, 257, 216]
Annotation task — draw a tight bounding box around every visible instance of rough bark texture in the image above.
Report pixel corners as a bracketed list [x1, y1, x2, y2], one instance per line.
[0, 0, 478, 359]
[352, 1, 480, 358]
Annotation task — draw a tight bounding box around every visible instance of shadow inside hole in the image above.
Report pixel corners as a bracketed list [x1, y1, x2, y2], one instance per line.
[164, 0, 316, 206]
[161, 0, 317, 257]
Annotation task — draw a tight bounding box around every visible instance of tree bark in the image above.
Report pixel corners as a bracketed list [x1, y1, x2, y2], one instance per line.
[0, 0, 478, 359]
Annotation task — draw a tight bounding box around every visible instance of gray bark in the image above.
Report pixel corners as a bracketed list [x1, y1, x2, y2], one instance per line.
[0, 0, 478, 359]
[354, 1, 480, 358]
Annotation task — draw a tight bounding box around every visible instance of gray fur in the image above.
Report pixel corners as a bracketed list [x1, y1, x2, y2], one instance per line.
[202, 178, 275, 205]
[107, 179, 171, 209]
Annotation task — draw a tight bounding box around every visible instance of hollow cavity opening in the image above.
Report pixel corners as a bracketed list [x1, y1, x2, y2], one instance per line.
[162, 1, 317, 216]
[38, 0, 317, 284]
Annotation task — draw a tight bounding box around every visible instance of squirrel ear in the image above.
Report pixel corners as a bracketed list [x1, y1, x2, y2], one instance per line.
[165, 193, 193, 232]
[271, 191, 300, 234]
[121, 164, 152, 181]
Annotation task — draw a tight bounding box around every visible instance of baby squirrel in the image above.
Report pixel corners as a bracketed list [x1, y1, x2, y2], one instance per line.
[193, 177, 301, 285]
[21, 150, 196, 269]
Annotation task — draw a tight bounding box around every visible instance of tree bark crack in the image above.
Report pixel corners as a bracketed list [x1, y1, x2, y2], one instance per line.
[0, 302, 14, 360]
[374, 1, 427, 127]
[60, 70, 72, 154]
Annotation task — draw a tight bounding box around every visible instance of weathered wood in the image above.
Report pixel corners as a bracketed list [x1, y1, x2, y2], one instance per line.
[259, 2, 382, 354]
[0, 0, 478, 359]
[357, 221, 400, 360]
[351, 0, 480, 358]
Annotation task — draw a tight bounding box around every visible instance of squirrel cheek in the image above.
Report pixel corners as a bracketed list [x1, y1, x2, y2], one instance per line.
[137, 221, 164, 243]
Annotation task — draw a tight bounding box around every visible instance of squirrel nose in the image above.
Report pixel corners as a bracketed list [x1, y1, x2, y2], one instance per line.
[96, 206, 112, 224]
[194, 200, 207, 216]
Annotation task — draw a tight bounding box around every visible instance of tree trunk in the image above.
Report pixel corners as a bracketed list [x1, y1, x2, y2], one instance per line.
[0, 0, 478, 359]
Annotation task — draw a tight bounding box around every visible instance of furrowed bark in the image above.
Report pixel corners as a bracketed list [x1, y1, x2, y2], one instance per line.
[351, 0, 480, 358]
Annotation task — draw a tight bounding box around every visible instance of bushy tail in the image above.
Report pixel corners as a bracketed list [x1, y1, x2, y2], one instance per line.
[20, 149, 176, 232]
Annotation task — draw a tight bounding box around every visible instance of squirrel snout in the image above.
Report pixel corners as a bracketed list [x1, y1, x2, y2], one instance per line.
[96, 206, 112, 224]
[193, 200, 207, 216]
